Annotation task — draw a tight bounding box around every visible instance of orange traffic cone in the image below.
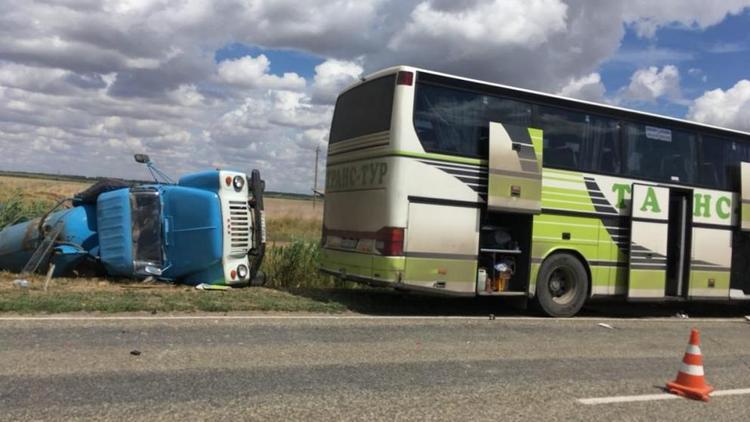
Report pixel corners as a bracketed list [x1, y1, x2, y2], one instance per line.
[666, 329, 714, 401]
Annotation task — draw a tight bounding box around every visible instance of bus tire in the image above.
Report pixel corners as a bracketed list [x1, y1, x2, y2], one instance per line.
[534, 253, 588, 317]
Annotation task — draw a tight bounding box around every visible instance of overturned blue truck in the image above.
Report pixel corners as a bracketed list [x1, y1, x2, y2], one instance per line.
[0, 155, 266, 286]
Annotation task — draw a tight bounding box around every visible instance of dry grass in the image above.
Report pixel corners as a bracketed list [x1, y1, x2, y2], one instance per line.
[264, 197, 322, 243]
[0, 176, 90, 203]
[264, 197, 323, 220]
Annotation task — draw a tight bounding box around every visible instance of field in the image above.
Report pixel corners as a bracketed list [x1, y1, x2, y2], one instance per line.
[0, 174, 336, 313]
[0, 174, 323, 243]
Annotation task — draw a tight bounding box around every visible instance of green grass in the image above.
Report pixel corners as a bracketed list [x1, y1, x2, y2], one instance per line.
[263, 240, 353, 289]
[0, 280, 348, 314]
[0, 190, 53, 229]
[266, 217, 320, 242]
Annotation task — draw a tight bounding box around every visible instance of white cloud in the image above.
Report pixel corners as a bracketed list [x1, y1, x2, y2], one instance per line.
[621, 65, 681, 102]
[623, 1, 750, 38]
[390, 0, 568, 49]
[556, 73, 606, 102]
[0, 0, 749, 192]
[217, 55, 305, 91]
[311, 59, 363, 104]
[687, 80, 750, 131]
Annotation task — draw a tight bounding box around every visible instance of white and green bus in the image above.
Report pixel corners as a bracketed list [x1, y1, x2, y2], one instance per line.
[320, 66, 750, 317]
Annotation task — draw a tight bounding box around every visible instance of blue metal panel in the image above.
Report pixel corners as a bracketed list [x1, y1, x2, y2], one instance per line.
[161, 186, 223, 282]
[97, 189, 133, 276]
[178, 171, 221, 193]
[0, 205, 98, 273]
[51, 205, 99, 249]
[182, 263, 225, 285]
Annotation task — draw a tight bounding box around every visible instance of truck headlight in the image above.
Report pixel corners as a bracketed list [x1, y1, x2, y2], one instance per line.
[236, 264, 248, 280]
[232, 175, 245, 192]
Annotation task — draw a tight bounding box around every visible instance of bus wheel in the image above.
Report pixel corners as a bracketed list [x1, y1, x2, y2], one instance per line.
[535, 253, 588, 317]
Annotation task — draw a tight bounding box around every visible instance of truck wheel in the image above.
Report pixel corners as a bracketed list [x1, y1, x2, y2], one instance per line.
[249, 270, 267, 287]
[534, 253, 588, 317]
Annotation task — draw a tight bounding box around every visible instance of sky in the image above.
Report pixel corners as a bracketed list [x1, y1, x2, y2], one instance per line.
[1, 1, 750, 193]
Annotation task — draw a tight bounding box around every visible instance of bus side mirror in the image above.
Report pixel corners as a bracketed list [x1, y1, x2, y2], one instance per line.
[134, 154, 151, 164]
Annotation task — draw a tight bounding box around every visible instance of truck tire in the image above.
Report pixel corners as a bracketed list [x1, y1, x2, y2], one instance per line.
[534, 253, 588, 317]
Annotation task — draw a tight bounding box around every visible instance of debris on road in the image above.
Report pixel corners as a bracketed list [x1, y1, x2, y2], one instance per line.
[195, 283, 232, 291]
[674, 312, 689, 319]
[12, 279, 29, 288]
[129, 350, 141, 356]
[597, 323, 614, 330]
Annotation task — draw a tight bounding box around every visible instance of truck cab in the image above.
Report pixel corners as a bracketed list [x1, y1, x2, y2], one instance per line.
[0, 160, 266, 286]
[97, 170, 265, 285]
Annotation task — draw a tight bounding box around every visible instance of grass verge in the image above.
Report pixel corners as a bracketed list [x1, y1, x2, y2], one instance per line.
[0, 274, 347, 314]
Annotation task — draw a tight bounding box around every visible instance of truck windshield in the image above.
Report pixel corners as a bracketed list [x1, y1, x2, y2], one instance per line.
[130, 190, 163, 272]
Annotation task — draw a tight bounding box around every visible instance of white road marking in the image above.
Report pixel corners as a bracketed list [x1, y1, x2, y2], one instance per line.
[712, 388, 750, 397]
[0, 315, 745, 322]
[578, 388, 750, 405]
[579, 393, 679, 405]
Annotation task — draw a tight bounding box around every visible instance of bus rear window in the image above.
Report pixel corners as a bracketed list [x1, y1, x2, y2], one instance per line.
[413, 81, 531, 158]
[329, 75, 395, 144]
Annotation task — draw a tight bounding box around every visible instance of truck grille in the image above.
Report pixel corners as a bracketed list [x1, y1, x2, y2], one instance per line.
[228, 200, 251, 255]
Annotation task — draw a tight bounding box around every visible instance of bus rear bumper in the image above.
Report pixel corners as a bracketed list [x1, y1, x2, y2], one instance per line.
[319, 267, 394, 288]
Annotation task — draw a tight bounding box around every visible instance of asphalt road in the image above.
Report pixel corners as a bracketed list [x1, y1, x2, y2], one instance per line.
[1, 314, 750, 421]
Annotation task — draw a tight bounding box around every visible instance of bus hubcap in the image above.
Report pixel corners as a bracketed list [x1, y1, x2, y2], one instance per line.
[549, 268, 575, 304]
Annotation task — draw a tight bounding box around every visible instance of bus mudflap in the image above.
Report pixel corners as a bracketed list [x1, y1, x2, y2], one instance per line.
[741, 162, 750, 231]
[487, 122, 542, 214]
[627, 184, 670, 300]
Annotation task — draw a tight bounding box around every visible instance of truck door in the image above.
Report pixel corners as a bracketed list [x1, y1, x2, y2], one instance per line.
[628, 184, 670, 299]
[487, 122, 542, 214]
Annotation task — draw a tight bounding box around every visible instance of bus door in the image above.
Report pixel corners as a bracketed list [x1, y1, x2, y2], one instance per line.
[741, 162, 750, 231]
[729, 162, 750, 296]
[484, 123, 542, 296]
[486, 122, 542, 214]
[628, 184, 691, 300]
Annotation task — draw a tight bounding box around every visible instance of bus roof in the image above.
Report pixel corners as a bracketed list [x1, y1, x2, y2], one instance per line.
[345, 65, 750, 140]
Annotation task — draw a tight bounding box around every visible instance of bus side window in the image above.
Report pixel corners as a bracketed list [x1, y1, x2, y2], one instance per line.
[624, 123, 697, 184]
[536, 105, 587, 170]
[698, 135, 728, 189]
[590, 119, 621, 174]
[535, 105, 619, 173]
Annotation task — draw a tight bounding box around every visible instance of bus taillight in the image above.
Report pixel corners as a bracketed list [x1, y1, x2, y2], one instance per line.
[377, 227, 404, 256]
[396, 71, 413, 86]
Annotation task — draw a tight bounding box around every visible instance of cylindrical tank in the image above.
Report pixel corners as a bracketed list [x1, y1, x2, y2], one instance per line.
[0, 205, 98, 273]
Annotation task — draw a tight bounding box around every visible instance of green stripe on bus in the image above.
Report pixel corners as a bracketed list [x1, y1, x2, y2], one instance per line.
[320, 248, 373, 278]
[327, 149, 487, 166]
[542, 186, 590, 197]
[405, 257, 477, 283]
[528, 128, 543, 159]
[689, 270, 730, 290]
[742, 203, 750, 222]
[628, 269, 666, 290]
[373, 256, 406, 271]
[541, 198, 595, 212]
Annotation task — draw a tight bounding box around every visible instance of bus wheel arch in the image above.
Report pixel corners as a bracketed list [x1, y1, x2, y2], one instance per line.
[533, 250, 591, 317]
